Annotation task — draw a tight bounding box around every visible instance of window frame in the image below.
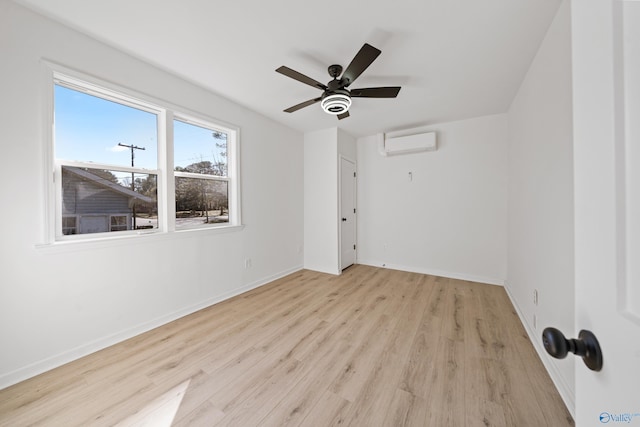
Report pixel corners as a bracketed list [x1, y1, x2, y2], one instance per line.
[172, 114, 234, 231]
[42, 62, 242, 246]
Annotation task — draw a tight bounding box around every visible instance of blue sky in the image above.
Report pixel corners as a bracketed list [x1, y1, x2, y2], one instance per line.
[54, 84, 227, 173]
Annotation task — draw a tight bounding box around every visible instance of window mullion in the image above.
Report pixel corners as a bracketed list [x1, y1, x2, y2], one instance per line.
[228, 130, 240, 225]
[160, 110, 175, 232]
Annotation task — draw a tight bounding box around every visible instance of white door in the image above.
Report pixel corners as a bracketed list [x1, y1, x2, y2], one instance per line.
[340, 158, 356, 270]
[572, 1, 640, 425]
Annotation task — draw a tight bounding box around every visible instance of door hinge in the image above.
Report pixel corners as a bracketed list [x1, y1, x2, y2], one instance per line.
[353, 172, 356, 178]
[353, 208, 356, 214]
[353, 244, 356, 250]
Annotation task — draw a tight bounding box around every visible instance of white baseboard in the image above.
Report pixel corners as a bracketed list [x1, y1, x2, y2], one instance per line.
[0, 265, 303, 390]
[356, 259, 505, 286]
[503, 282, 576, 418]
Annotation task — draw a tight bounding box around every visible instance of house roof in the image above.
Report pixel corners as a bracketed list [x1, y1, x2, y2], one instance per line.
[63, 167, 155, 205]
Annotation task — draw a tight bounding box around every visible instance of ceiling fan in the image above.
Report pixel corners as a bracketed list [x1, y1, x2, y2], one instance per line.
[276, 43, 401, 120]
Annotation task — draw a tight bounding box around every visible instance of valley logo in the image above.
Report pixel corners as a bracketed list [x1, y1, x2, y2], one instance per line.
[599, 412, 640, 424]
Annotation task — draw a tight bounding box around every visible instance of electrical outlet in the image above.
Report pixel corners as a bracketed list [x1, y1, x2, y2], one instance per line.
[244, 258, 252, 268]
[533, 289, 539, 306]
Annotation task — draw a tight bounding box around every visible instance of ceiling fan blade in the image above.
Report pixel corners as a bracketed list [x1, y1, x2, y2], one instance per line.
[276, 66, 327, 90]
[350, 87, 401, 98]
[284, 97, 322, 113]
[337, 111, 350, 120]
[341, 43, 381, 87]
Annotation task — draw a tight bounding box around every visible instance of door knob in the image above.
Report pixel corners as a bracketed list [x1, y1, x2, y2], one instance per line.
[342, 218, 347, 221]
[542, 327, 603, 371]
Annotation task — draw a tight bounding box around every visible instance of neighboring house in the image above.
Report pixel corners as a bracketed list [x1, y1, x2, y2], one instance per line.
[61, 166, 155, 235]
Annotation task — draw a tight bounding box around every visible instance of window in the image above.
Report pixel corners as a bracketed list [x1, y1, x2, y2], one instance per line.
[50, 70, 239, 242]
[54, 81, 159, 238]
[174, 118, 229, 229]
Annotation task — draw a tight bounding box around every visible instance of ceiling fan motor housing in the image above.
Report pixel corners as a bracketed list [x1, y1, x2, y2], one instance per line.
[328, 64, 343, 79]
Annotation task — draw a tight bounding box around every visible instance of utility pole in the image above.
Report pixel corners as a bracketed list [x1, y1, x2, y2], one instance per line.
[118, 143, 145, 230]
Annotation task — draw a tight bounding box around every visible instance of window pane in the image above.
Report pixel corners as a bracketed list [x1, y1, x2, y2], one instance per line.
[61, 166, 158, 234]
[110, 215, 128, 232]
[54, 84, 158, 168]
[175, 177, 228, 228]
[62, 216, 77, 235]
[174, 119, 227, 177]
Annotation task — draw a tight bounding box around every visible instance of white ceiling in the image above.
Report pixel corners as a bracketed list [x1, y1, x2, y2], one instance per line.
[15, 0, 561, 138]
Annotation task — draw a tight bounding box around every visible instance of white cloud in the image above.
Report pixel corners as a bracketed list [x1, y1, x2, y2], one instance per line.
[108, 144, 128, 152]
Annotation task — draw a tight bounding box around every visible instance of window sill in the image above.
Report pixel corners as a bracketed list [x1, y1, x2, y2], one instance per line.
[35, 224, 245, 254]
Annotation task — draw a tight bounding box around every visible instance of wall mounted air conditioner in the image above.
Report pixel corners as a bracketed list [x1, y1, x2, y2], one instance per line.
[382, 131, 437, 156]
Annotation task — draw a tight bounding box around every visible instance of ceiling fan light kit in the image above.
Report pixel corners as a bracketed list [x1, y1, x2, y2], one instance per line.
[321, 92, 351, 115]
[276, 43, 401, 120]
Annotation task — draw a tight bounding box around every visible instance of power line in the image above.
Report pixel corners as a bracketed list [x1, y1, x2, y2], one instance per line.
[118, 143, 145, 229]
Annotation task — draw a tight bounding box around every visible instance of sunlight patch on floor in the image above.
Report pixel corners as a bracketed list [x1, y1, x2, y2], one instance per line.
[114, 379, 191, 427]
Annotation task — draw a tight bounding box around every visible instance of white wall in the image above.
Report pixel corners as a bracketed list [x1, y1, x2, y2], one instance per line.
[0, 0, 303, 389]
[356, 114, 508, 285]
[303, 127, 356, 275]
[506, 0, 575, 413]
[303, 128, 339, 274]
[338, 128, 357, 162]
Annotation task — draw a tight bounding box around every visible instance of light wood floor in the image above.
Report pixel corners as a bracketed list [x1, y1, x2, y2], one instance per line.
[0, 265, 573, 426]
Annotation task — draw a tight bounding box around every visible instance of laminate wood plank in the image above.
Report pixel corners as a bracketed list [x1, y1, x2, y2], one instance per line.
[339, 274, 435, 426]
[464, 397, 508, 427]
[476, 282, 512, 362]
[295, 390, 351, 427]
[463, 282, 510, 426]
[439, 279, 466, 342]
[211, 271, 396, 425]
[0, 372, 87, 416]
[17, 373, 154, 427]
[423, 337, 466, 426]
[310, 266, 381, 323]
[199, 273, 385, 425]
[382, 388, 430, 427]
[214, 327, 354, 426]
[329, 311, 399, 402]
[208, 356, 303, 423]
[251, 315, 379, 426]
[244, 273, 407, 426]
[148, 274, 329, 385]
[0, 265, 573, 427]
[181, 323, 328, 420]
[171, 400, 225, 427]
[399, 276, 445, 399]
